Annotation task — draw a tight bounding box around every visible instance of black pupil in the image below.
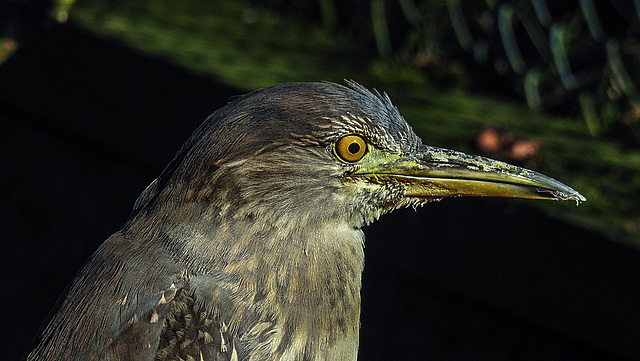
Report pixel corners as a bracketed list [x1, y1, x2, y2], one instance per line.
[348, 142, 361, 154]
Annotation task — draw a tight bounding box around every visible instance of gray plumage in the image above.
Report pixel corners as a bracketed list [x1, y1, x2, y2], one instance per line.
[25, 81, 584, 361]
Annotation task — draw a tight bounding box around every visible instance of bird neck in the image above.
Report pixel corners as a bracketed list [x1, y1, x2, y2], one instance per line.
[130, 201, 366, 357]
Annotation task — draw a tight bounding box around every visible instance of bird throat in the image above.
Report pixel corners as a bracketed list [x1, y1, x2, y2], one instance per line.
[154, 202, 366, 360]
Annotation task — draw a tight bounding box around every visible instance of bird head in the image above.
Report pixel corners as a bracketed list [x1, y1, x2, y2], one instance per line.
[132, 81, 584, 230]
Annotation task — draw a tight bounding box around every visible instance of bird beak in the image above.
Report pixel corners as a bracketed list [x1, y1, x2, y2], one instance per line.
[353, 145, 586, 202]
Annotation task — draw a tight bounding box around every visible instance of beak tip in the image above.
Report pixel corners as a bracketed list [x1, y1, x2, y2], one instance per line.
[552, 188, 586, 204]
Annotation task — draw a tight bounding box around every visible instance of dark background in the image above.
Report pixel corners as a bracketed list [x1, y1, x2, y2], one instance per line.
[1, 4, 639, 361]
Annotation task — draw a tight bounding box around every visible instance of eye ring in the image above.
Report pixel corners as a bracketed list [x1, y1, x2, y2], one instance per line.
[334, 134, 368, 163]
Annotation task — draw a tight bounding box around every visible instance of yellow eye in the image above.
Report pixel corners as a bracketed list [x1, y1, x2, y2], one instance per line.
[334, 134, 367, 163]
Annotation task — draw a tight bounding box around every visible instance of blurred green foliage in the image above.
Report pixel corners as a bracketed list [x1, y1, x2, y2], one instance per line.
[263, 0, 640, 142]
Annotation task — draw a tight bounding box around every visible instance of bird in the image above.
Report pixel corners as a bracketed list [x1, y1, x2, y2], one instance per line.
[25, 81, 585, 361]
